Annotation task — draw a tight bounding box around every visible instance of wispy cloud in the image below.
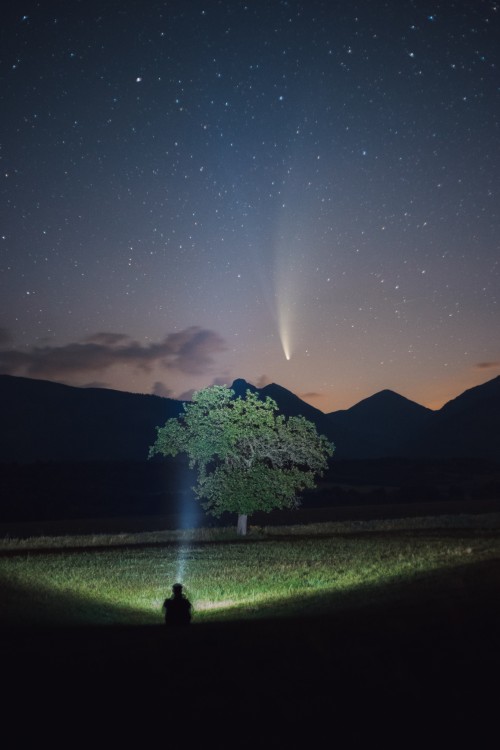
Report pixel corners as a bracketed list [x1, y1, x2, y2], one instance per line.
[152, 381, 173, 398]
[0, 327, 12, 347]
[177, 375, 231, 402]
[0, 326, 226, 379]
[255, 374, 271, 388]
[475, 361, 500, 370]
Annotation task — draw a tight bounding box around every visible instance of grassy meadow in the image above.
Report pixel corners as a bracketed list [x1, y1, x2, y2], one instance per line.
[2, 511, 500, 742]
[1, 512, 499, 628]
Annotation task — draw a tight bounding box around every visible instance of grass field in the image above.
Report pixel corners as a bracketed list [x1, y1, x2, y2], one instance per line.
[1, 512, 499, 628]
[2, 512, 500, 740]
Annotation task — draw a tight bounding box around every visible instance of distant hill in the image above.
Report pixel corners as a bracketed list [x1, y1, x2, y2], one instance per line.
[327, 389, 433, 459]
[232, 379, 434, 459]
[1, 373, 499, 463]
[232, 377, 500, 461]
[409, 376, 500, 461]
[0, 374, 183, 462]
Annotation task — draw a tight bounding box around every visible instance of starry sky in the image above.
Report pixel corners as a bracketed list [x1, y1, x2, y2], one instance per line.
[1, 0, 499, 412]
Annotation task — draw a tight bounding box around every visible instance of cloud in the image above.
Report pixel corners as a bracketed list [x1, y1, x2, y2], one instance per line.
[177, 388, 196, 402]
[82, 381, 112, 389]
[177, 375, 231, 402]
[255, 374, 271, 388]
[152, 381, 173, 398]
[0, 326, 226, 379]
[0, 327, 12, 348]
[475, 361, 500, 370]
[210, 376, 231, 387]
[84, 333, 131, 346]
[299, 391, 323, 399]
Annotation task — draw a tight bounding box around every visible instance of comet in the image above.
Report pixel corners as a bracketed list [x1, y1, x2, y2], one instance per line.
[274, 259, 297, 361]
[277, 303, 292, 360]
[270, 190, 313, 361]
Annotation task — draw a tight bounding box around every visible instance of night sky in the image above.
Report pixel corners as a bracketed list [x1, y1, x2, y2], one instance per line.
[1, 0, 498, 411]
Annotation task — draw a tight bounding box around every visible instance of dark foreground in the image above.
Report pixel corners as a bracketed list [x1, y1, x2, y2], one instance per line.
[3, 558, 499, 744]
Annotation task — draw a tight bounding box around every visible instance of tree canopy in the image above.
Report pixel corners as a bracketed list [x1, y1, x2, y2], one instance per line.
[149, 385, 335, 534]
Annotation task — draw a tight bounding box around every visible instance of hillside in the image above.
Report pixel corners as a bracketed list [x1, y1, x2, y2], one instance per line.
[410, 376, 500, 460]
[327, 389, 433, 459]
[1, 373, 499, 463]
[0, 374, 183, 462]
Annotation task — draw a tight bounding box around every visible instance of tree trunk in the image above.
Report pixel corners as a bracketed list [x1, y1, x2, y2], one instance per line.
[237, 514, 248, 536]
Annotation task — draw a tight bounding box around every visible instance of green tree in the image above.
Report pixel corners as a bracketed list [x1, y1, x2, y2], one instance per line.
[149, 385, 334, 535]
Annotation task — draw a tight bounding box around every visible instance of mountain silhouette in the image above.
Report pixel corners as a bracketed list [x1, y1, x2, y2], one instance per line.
[231, 380, 433, 459]
[0, 374, 183, 462]
[327, 389, 433, 459]
[409, 375, 500, 460]
[232, 378, 499, 461]
[0, 373, 499, 463]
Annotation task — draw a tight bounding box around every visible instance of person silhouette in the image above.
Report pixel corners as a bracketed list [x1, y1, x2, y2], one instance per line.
[162, 583, 192, 626]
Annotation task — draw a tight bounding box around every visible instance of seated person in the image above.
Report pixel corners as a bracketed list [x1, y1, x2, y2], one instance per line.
[163, 583, 192, 626]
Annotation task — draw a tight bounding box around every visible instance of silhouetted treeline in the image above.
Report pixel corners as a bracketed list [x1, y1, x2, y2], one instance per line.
[0, 458, 193, 522]
[1, 457, 499, 524]
[304, 457, 500, 508]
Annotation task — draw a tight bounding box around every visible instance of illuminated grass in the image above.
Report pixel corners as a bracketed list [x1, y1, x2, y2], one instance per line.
[1, 514, 499, 627]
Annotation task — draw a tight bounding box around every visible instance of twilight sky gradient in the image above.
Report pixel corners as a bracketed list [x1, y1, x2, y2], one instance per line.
[1, 0, 499, 411]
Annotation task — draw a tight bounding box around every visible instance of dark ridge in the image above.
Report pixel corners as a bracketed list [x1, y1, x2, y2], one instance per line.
[1, 373, 500, 463]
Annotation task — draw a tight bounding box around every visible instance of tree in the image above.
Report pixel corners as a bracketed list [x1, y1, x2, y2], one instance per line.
[149, 385, 334, 535]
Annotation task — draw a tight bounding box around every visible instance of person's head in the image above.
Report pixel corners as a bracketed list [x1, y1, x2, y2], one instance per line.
[172, 582, 183, 598]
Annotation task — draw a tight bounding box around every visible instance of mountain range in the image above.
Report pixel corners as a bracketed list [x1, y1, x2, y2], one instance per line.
[1, 373, 499, 463]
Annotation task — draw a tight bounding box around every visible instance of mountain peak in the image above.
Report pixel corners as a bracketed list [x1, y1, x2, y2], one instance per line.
[2, 373, 499, 463]
[346, 389, 432, 417]
[230, 378, 259, 396]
